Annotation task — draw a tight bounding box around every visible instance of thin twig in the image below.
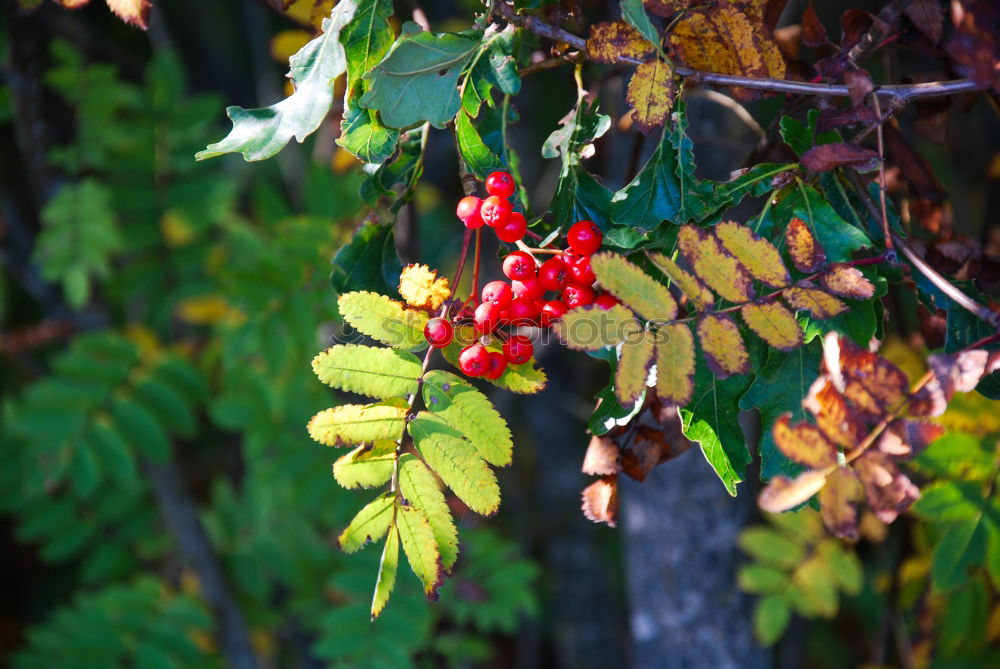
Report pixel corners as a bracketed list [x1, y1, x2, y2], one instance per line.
[872, 95, 895, 252]
[471, 228, 483, 303]
[519, 53, 584, 77]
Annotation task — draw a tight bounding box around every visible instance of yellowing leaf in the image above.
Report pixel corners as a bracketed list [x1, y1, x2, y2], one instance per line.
[741, 301, 802, 352]
[591, 252, 677, 321]
[783, 285, 847, 319]
[626, 59, 676, 133]
[396, 504, 443, 599]
[616, 334, 655, 408]
[421, 370, 513, 467]
[646, 251, 715, 311]
[332, 440, 396, 489]
[311, 344, 422, 399]
[555, 304, 641, 351]
[105, 0, 151, 29]
[759, 470, 830, 513]
[398, 454, 458, 571]
[785, 217, 827, 273]
[677, 225, 754, 303]
[398, 263, 450, 310]
[714, 221, 790, 288]
[587, 21, 654, 64]
[307, 401, 407, 446]
[371, 524, 399, 619]
[337, 492, 395, 553]
[655, 323, 695, 406]
[697, 314, 749, 378]
[175, 294, 244, 326]
[818, 468, 864, 539]
[338, 291, 429, 350]
[773, 415, 838, 469]
[820, 265, 875, 300]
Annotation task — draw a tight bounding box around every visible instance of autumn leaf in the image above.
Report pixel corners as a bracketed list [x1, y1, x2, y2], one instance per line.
[828, 335, 910, 418]
[677, 225, 754, 303]
[582, 435, 622, 476]
[697, 314, 750, 378]
[655, 323, 695, 406]
[616, 335, 656, 407]
[581, 476, 619, 527]
[783, 285, 847, 319]
[714, 221, 790, 288]
[626, 59, 676, 133]
[773, 415, 837, 469]
[646, 251, 715, 311]
[759, 470, 830, 513]
[820, 265, 875, 300]
[741, 301, 802, 352]
[800, 143, 880, 173]
[904, 0, 944, 44]
[785, 217, 828, 273]
[398, 263, 451, 310]
[818, 468, 864, 539]
[587, 21, 655, 63]
[53, 0, 152, 29]
[801, 2, 828, 47]
[802, 379, 865, 449]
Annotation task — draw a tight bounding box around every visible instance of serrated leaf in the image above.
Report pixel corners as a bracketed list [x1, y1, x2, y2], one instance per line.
[677, 225, 754, 303]
[586, 21, 653, 63]
[555, 304, 641, 351]
[741, 301, 802, 352]
[398, 263, 450, 310]
[714, 221, 790, 288]
[591, 252, 677, 321]
[371, 524, 399, 619]
[626, 59, 675, 133]
[421, 370, 512, 467]
[396, 503, 443, 598]
[408, 413, 500, 516]
[337, 291, 429, 350]
[398, 454, 458, 570]
[107, 398, 169, 461]
[697, 314, 749, 378]
[104, 0, 151, 29]
[461, 25, 520, 117]
[456, 109, 504, 178]
[754, 595, 791, 645]
[785, 216, 827, 273]
[332, 440, 396, 489]
[820, 265, 875, 300]
[615, 334, 655, 408]
[308, 401, 407, 446]
[338, 492, 395, 553]
[783, 285, 846, 319]
[646, 251, 714, 311]
[197, 1, 356, 160]
[759, 470, 830, 513]
[581, 476, 619, 527]
[655, 323, 695, 406]
[773, 415, 838, 469]
[311, 344, 421, 399]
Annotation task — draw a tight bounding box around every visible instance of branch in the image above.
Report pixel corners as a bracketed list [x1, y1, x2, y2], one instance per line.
[848, 0, 913, 65]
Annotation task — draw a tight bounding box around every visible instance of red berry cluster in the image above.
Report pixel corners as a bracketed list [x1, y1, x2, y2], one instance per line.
[428, 171, 619, 380]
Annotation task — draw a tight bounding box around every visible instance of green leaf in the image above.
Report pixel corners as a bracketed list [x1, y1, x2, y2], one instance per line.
[360, 29, 479, 129]
[441, 340, 547, 394]
[408, 413, 500, 516]
[371, 524, 400, 619]
[590, 252, 677, 321]
[912, 432, 996, 482]
[338, 492, 396, 553]
[107, 398, 169, 461]
[790, 558, 839, 618]
[398, 454, 458, 570]
[779, 113, 814, 156]
[421, 370, 513, 467]
[339, 87, 400, 164]
[738, 565, 791, 595]
[912, 481, 985, 523]
[337, 291, 428, 350]
[739, 526, 806, 570]
[753, 595, 791, 645]
[773, 184, 871, 263]
[396, 503, 443, 598]
[620, 0, 663, 55]
[197, 1, 357, 160]
[456, 109, 504, 178]
[330, 222, 404, 298]
[460, 25, 520, 117]
[333, 441, 397, 489]
[359, 127, 426, 211]
[308, 400, 408, 446]
[932, 515, 989, 591]
[555, 304, 641, 351]
[311, 344, 422, 399]
[816, 540, 863, 595]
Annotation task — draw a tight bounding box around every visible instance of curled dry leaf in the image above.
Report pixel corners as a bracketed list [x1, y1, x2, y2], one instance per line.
[800, 142, 880, 173]
[587, 21, 654, 63]
[759, 470, 830, 513]
[582, 435, 622, 476]
[581, 476, 619, 527]
[820, 265, 875, 300]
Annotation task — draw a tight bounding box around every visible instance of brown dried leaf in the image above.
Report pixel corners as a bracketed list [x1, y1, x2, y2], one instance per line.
[816, 105, 879, 133]
[832, 336, 911, 418]
[784, 285, 847, 319]
[801, 142, 880, 173]
[819, 467, 864, 539]
[905, 0, 944, 44]
[655, 323, 696, 406]
[621, 425, 668, 482]
[854, 451, 920, 523]
[644, 0, 688, 18]
[627, 59, 677, 134]
[820, 265, 876, 300]
[105, 0, 152, 29]
[582, 435, 622, 475]
[899, 419, 945, 453]
[928, 349, 1000, 399]
[588, 21, 655, 64]
[714, 221, 791, 288]
[803, 378, 866, 449]
[759, 470, 830, 513]
[581, 476, 619, 527]
[616, 335, 656, 408]
[646, 252, 715, 311]
[773, 414, 838, 468]
[785, 217, 828, 273]
[844, 69, 874, 107]
[697, 314, 750, 378]
[945, 0, 1000, 92]
[677, 225, 755, 303]
[801, 2, 828, 47]
[741, 301, 803, 351]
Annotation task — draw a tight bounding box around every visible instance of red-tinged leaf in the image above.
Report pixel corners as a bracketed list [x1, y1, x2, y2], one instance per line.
[587, 21, 655, 64]
[621, 425, 667, 482]
[105, 0, 152, 29]
[816, 105, 879, 132]
[697, 314, 750, 378]
[929, 349, 1000, 397]
[801, 2, 828, 47]
[843, 69, 874, 107]
[840, 9, 875, 51]
[785, 217, 828, 273]
[655, 323, 695, 406]
[759, 470, 830, 513]
[899, 419, 945, 453]
[819, 467, 864, 539]
[905, 0, 944, 44]
[677, 225, 754, 303]
[803, 378, 866, 449]
[783, 285, 847, 319]
[581, 476, 619, 527]
[582, 435, 621, 476]
[820, 265, 875, 300]
[875, 421, 912, 457]
[826, 335, 911, 418]
[853, 451, 920, 524]
[773, 414, 838, 469]
[801, 142, 880, 173]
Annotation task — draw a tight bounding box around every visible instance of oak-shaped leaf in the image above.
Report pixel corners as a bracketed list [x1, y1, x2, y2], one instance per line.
[581, 476, 619, 527]
[421, 370, 513, 467]
[714, 221, 790, 288]
[626, 59, 676, 133]
[308, 400, 407, 446]
[655, 323, 696, 406]
[697, 314, 750, 378]
[773, 415, 837, 469]
[333, 440, 396, 489]
[398, 454, 458, 571]
[590, 252, 677, 321]
[396, 503, 444, 599]
[785, 217, 828, 274]
[338, 492, 395, 553]
[582, 435, 622, 476]
[646, 251, 715, 311]
[337, 291, 429, 350]
[800, 142, 880, 173]
[587, 21, 654, 63]
[311, 344, 422, 399]
[819, 265, 875, 300]
[677, 225, 754, 303]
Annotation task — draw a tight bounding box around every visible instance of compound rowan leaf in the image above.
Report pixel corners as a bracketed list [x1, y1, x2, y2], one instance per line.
[697, 314, 750, 378]
[421, 370, 513, 467]
[773, 415, 838, 469]
[337, 492, 395, 553]
[590, 252, 677, 321]
[395, 504, 444, 599]
[785, 217, 828, 273]
[646, 251, 715, 311]
[581, 476, 619, 527]
[556, 304, 642, 351]
[677, 225, 754, 303]
[311, 344, 421, 399]
[626, 59, 676, 133]
[741, 301, 802, 352]
[802, 379, 865, 449]
[759, 470, 830, 513]
[397, 454, 458, 571]
[616, 334, 656, 408]
[398, 263, 450, 310]
[783, 285, 847, 319]
[818, 467, 864, 539]
[714, 221, 790, 288]
[832, 336, 910, 417]
[408, 413, 500, 516]
[371, 524, 399, 619]
[308, 400, 407, 446]
[820, 265, 875, 300]
[337, 291, 429, 350]
[655, 323, 695, 406]
[586, 21, 654, 63]
[332, 440, 396, 489]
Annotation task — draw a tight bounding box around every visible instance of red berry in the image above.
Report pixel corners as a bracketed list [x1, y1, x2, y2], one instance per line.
[485, 351, 508, 379]
[512, 276, 545, 301]
[503, 334, 534, 364]
[568, 254, 596, 286]
[424, 317, 454, 348]
[502, 251, 536, 281]
[485, 171, 516, 199]
[480, 195, 512, 228]
[567, 220, 603, 255]
[539, 300, 568, 327]
[562, 284, 595, 309]
[508, 298, 540, 325]
[495, 211, 527, 243]
[458, 344, 491, 377]
[538, 257, 569, 291]
[474, 301, 505, 334]
[594, 294, 619, 310]
[481, 280, 512, 307]
[456, 196, 485, 229]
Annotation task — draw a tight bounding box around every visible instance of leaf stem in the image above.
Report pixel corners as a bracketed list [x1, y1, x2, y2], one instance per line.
[471, 228, 483, 303]
[872, 94, 895, 253]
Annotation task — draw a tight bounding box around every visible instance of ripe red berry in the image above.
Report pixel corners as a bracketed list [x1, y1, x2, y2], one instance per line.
[567, 220, 603, 255]
[474, 301, 505, 334]
[481, 280, 512, 307]
[508, 298, 540, 325]
[458, 343, 491, 377]
[485, 351, 508, 379]
[539, 300, 568, 327]
[562, 284, 595, 309]
[512, 276, 545, 301]
[503, 334, 534, 364]
[594, 293, 620, 310]
[502, 251, 536, 281]
[485, 171, 516, 199]
[538, 257, 569, 291]
[568, 254, 596, 286]
[480, 195, 512, 228]
[495, 211, 527, 243]
[423, 317, 454, 348]
[456, 196, 485, 229]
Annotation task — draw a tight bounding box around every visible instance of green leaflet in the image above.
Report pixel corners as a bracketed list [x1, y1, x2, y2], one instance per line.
[337, 291, 428, 350]
[359, 127, 426, 211]
[396, 503, 443, 598]
[332, 441, 396, 489]
[398, 454, 458, 570]
[460, 25, 520, 118]
[337, 492, 396, 553]
[753, 595, 791, 645]
[197, 2, 357, 161]
[441, 340, 547, 394]
[456, 109, 504, 179]
[307, 400, 407, 446]
[339, 87, 400, 164]
[421, 370, 513, 467]
[330, 222, 404, 298]
[311, 344, 422, 399]
[370, 524, 399, 619]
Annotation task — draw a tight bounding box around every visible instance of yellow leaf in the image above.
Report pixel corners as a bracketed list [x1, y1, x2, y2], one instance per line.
[818, 467, 864, 539]
[591, 252, 677, 321]
[311, 344, 422, 399]
[741, 301, 802, 351]
[395, 504, 443, 599]
[160, 210, 196, 247]
[773, 415, 838, 469]
[555, 304, 641, 351]
[820, 265, 876, 300]
[677, 225, 754, 303]
[398, 264, 451, 311]
[284, 0, 335, 30]
[714, 221, 790, 288]
[333, 441, 397, 490]
[697, 314, 749, 378]
[655, 323, 695, 406]
[337, 493, 395, 553]
[615, 333, 655, 408]
[646, 251, 715, 311]
[337, 291, 429, 350]
[587, 21, 654, 64]
[307, 401, 407, 447]
[785, 217, 827, 273]
[104, 0, 151, 29]
[626, 59, 676, 133]
[397, 454, 458, 570]
[175, 295, 245, 326]
[271, 29, 313, 64]
[783, 285, 847, 319]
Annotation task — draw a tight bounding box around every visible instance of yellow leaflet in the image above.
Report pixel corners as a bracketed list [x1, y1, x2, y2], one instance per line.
[307, 401, 407, 446]
[556, 304, 641, 351]
[615, 333, 655, 408]
[396, 504, 443, 599]
[818, 468, 864, 540]
[646, 251, 715, 311]
[591, 252, 677, 321]
[337, 492, 395, 553]
[741, 301, 802, 352]
[677, 225, 754, 303]
[338, 291, 429, 350]
[371, 524, 399, 619]
[773, 415, 838, 469]
[398, 454, 458, 571]
[714, 221, 790, 288]
[783, 285, 846, 319]
[311, 344, 422, 399]
[655, 323, 695, 406]
[785, 217, 827, 273]
[820, 265, 875, 300]
[587, 21, 654, 63]
[332, 441, 396, 489]
[626, 59, 676, 133]
[697, 314, 750, 378]
[398, 264, 450, 310]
